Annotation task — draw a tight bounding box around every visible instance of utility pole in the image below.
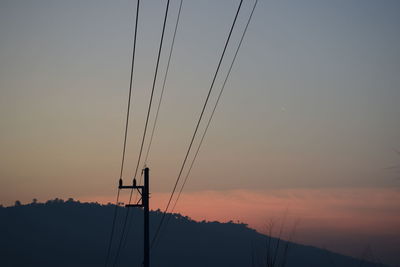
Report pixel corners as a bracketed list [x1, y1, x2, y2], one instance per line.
[119, 167, 150, 267]
[143, 168, 150, 267]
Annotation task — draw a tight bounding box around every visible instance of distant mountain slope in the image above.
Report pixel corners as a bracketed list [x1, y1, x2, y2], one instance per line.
[0, 199, 386, 267]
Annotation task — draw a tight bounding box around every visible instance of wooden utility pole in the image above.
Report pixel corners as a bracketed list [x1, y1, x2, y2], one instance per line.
[143, 167, 150, 267]
[119, 167, 150, 267]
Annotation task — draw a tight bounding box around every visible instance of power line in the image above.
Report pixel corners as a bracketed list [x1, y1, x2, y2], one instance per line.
[144, 0, 184, 165]
[120, 0, 184, 253]
[104, 190, 121, 267]
[112, 1, 171, 265]
[150, 0, 244, 249]
[171, 0, 259, 214]
[104, 0, 140, 266]
[131, 0, 171, 188]
[158, 0, 259, 247]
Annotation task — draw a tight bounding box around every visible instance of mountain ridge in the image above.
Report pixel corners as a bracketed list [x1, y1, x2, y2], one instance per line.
[0, 199, 387, 267]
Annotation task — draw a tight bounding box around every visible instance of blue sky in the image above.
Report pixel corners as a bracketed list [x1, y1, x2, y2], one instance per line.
[1, 0, 399, 195]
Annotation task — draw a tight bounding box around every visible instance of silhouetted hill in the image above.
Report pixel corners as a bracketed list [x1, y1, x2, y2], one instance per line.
[0, 199, 387, 267]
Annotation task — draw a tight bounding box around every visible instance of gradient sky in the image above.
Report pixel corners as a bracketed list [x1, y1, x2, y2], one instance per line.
[1, 0, 400, 265]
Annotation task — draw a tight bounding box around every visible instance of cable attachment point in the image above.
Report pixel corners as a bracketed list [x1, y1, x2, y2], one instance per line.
[141, 166, 146, 176]
[133, 178, 137, 187]
[119, 178, 123, 188]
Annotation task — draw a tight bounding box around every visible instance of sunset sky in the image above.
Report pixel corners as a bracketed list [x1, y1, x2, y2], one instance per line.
[1, 0, 399, 265]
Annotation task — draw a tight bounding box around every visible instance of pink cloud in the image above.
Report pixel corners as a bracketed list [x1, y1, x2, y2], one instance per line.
[80, 187, 400, 264]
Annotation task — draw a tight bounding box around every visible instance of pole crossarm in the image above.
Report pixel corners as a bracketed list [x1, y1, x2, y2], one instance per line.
[119, 181, 145, 207]
[119, 185, 144, 189]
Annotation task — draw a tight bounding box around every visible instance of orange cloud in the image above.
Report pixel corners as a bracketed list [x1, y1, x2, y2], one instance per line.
[80, 187, 400, 262]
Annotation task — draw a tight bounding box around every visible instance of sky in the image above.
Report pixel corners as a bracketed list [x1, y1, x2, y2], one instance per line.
[1, 0, 400, 265]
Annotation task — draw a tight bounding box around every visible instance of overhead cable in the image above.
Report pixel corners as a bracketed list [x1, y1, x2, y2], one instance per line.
[150, 0, 244, 249]
[104, 0, 140, 266]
